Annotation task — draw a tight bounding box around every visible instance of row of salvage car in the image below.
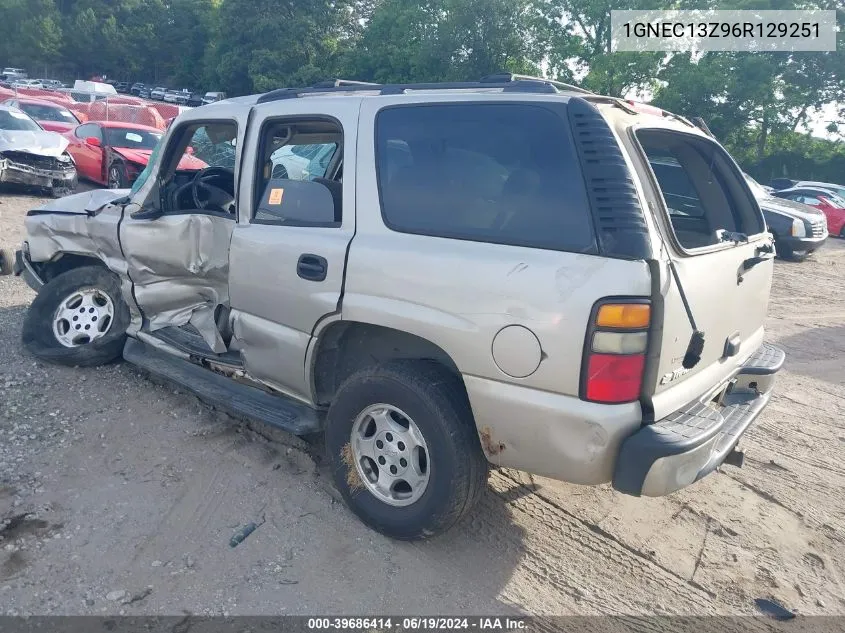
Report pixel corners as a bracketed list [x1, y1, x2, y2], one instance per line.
[0, 97, 842, 261]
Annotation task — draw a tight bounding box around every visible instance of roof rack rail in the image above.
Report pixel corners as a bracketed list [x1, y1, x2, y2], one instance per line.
[480, 72, 594, 95]
[257, 78, 563, 104]
[377, 80, 559, 95]
[311, 79, 381, 88]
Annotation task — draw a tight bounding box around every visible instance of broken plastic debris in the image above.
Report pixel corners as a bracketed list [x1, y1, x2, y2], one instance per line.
[754, 598, 796, 620]
[229, 522, 258, 548]
[229, 506, 266, 548]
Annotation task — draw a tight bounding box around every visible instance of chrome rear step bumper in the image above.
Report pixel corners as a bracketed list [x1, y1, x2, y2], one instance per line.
[613, 343, 785, 497]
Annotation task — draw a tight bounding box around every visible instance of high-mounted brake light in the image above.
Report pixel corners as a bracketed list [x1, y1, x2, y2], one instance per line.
[625, 100, 666, 117]
[582, 300, 650, 404]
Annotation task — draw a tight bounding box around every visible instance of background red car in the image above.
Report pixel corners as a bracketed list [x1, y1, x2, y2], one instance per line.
[2, 97, 83, 133]
[63, 120, 207, 188]
[774, 187, 845, 238]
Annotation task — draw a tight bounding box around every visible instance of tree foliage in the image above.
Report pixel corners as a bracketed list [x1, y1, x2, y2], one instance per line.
[1, 0, 842, 175]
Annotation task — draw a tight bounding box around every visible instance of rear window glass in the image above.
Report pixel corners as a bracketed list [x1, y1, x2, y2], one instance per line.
[376, 103, 595, 253]
[637, 130, 764, 249]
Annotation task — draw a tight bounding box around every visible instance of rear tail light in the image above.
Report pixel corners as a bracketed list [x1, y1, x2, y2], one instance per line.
[582, 300, 650, 404]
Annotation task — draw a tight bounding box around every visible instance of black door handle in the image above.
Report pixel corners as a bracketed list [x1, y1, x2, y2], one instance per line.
[297, 254, 327, 282]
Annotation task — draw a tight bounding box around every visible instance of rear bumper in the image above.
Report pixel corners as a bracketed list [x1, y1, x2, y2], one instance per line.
[613, 342, 785, 497]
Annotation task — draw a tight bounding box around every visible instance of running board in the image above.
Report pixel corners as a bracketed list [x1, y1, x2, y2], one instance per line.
[123, 338, 322, 436]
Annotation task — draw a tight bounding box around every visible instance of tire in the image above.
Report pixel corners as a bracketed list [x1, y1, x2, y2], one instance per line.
[0, 248, 12, 276]
[22, 265, 131, 367]
[840, 227, 845, 239]
[108, 161, 129, 189]
[783, 247, 808, 262]
[325, 360, 488, 540]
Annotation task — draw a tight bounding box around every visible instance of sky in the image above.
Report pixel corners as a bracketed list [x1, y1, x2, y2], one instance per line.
[807, 101, 842, 140]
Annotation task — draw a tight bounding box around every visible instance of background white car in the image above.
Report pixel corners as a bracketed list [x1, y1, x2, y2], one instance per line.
[269, 142, 337, 181]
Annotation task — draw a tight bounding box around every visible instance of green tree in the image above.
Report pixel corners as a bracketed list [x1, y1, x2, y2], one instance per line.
[210, 0, 357, 95]
[0, 0, 63, 69]
[536, 0, 669, 94]
[348, 0, 542, 84]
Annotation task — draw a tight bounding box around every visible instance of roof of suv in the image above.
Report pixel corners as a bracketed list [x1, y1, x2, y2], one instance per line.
[187, 74, 709, 144]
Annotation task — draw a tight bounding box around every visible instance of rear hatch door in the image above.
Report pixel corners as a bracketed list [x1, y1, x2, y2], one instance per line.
[632, 127, 774, 419]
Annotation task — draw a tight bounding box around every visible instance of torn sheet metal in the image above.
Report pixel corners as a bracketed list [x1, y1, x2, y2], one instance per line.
[30, 188, 129, 215]
[25, 200, 129, 278]
[24, 189, 233, 348]
[119, 213, 233, 343]
[24, 192, 138, 326]
[0, 153, 77, 192]
[0, 130, 69, 157]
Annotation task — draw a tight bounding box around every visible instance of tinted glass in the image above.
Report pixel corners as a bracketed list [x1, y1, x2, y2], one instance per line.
[0, 108, 41, 131]
[376, 103, 594, 252]
[105, 127, 162, 150]
[648, 158, 706, 218]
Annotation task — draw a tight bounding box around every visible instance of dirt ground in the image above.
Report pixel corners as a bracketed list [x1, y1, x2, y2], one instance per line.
[1, 186, 844, 618]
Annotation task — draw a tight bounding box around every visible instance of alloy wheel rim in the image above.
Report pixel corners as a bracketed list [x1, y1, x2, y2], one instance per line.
[349, 403, 430, 507]
[52, 288, 115, 348]
[108, 166, 122, 189]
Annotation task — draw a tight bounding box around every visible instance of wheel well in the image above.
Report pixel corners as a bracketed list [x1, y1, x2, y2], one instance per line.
[36, 254, 106, 283]
[312, 322, 463, 406]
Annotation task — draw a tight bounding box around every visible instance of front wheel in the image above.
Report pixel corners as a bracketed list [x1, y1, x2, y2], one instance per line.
[108, 161, 129, 189]
[0, 248, 12, 276]
[325, 360, 488, 540]
[49, 174, 77, 198]
[22, 265, 130, 367]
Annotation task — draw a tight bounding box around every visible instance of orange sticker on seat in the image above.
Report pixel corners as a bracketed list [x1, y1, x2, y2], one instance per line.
[268, 188, 284, 205]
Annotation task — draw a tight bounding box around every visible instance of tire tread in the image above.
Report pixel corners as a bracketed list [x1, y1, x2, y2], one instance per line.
[326, 359, 487, 540]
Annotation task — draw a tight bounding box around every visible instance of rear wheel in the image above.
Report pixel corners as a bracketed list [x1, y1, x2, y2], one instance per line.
[325, 360, 487, 540]
[840, 226, 845, 239]
[22, 265, 130, 367]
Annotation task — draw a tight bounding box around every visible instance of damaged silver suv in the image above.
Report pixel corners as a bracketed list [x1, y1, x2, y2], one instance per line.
[7, 75, 785, 540]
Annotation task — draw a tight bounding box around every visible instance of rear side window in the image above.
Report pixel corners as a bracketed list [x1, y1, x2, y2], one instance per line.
[637, 129, 764, 250]
[376, 103, 595, 253]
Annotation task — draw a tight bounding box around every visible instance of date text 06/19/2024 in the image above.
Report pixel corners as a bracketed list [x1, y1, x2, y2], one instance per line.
[306, 617, 528, 631]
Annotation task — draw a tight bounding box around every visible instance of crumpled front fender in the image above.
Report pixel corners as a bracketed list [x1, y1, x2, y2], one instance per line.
[23, 190, 138, 324]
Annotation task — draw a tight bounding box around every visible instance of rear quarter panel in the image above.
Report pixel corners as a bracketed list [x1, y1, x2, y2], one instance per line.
[348, 95, 653, 396]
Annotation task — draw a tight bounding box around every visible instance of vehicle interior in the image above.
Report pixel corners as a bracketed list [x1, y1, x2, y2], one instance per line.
[155, 122, 238, 216]
[253, 119, 343, 226]
[637, 129, 764, 249]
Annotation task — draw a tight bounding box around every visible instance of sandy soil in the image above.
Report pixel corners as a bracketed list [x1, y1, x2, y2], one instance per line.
[1, 186, 843, 617]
